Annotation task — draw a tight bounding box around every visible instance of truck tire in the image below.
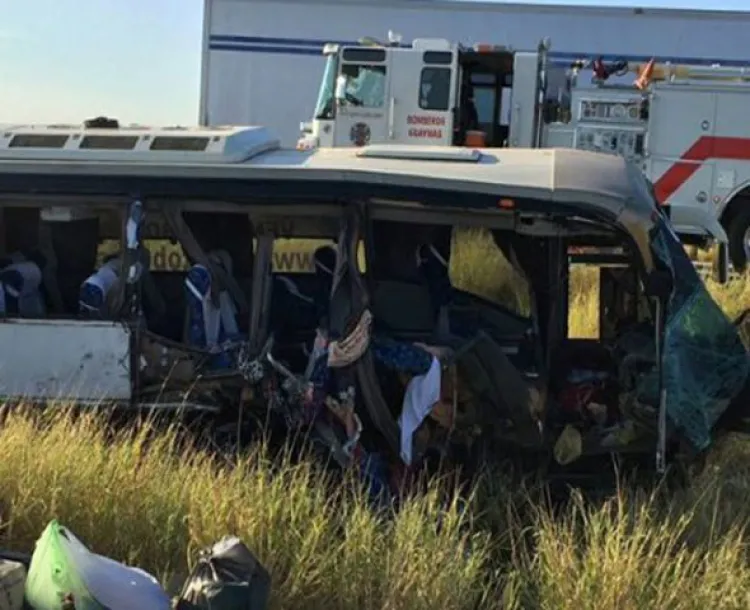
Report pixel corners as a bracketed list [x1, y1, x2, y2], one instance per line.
[727, 206, 750, 272]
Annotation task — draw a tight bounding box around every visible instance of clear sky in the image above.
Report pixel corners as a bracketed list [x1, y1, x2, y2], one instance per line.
[1, 0, 747, 126]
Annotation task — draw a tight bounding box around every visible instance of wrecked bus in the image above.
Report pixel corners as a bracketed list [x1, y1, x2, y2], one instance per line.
[0, 124, 745, 479]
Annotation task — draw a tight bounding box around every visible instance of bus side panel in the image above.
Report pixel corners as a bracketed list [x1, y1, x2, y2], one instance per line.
[0, 319, 132, 403]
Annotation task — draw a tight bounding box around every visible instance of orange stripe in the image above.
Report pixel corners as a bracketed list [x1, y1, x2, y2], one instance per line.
[654, 136, 750, 204]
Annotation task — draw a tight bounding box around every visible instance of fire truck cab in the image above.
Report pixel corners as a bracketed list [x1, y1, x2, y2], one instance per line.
[300, 36, 548, 151]
[300, 35, 750, 276]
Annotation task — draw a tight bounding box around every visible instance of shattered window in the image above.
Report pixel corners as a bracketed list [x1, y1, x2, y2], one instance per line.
[568, 266, 599, 339]
[449, 227, 531, 317]
[339, 64, 386, 108]
[648, 219, 749, 449]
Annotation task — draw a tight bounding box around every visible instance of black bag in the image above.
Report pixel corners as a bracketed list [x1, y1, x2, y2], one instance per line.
[176, 537, 271, 610]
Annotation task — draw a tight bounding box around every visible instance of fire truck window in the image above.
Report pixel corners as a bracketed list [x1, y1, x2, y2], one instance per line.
[340, 64, 386, 108]
[419, 67, 451, 111]
[342, 48, 386, 63]
[423, 51, 452, 65]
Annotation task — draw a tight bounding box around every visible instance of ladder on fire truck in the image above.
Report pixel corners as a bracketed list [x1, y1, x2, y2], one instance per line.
[574, 55, 750, 88]
[632, 61, 750, 85]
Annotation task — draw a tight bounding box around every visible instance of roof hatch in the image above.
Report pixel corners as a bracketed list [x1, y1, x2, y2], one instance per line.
[0, 125, 280, 163]
[356, 145, 482, 162]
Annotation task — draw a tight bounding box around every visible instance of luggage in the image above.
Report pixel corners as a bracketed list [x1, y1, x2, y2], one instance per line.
[24, 520, 170, 610]
[176, 536, 271, 610]
[0, 558, 25, 610]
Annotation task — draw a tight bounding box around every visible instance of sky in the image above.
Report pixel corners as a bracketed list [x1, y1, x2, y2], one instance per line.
[1, 0, 747, 126]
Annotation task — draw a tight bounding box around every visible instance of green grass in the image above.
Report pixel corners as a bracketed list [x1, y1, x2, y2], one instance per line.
[1, 229, 750, 609]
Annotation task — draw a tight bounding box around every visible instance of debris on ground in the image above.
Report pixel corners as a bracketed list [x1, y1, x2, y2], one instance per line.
[24, 520, 170, 610]
[175, 536, 271, 610]
[4, 521, 271, 610]
[0, 557, 25, 610]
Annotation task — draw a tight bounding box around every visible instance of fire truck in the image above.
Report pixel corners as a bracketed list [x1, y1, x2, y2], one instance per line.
[296, 34, 750, 273]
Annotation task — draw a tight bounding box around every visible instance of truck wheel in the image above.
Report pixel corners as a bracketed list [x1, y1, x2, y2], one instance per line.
[727, 206, 750, 272]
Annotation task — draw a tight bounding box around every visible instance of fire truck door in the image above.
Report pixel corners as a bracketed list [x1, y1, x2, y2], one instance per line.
[388, 48, 457, 146]
[508, 51, 543, 148]
[647, 89, 717, 228]
[333, 47, 391, 147]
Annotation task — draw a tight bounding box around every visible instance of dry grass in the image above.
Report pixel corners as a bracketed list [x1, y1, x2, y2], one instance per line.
[1, 228, 750, 609]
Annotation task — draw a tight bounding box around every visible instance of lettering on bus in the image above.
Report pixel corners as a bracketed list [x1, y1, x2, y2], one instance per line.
[147, 241, 190, 271]
[97, 239, 322, 274]
[255, 219, 296, 237]
[406, 114, 446, 139]
[273, 250, 314, 273]
[136, 217, 303, 240]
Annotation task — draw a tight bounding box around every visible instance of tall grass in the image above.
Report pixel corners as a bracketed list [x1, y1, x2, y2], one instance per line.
[0, 409, 492, 610]
[1, 229, 749, 609]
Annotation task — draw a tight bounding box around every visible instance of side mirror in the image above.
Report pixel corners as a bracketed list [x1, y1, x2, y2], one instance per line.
[643, 269, 673, 299]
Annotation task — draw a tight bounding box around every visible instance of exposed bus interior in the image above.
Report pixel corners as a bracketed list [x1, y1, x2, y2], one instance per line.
[8, 164, 749, 495]
[353, 202, 664, 473]
[0, 189, 662, 461]
[0, 196, 347, 409]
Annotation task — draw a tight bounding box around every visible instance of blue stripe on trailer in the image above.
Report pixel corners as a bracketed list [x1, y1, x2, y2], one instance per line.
[208, 34, 750, 67]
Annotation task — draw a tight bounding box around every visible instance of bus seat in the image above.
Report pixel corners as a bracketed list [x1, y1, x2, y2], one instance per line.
[0, 259, 45, 317]
[184, 249, 243, 369]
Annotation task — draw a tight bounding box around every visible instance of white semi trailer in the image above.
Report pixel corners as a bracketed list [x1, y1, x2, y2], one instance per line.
[200, 0, 750, 145]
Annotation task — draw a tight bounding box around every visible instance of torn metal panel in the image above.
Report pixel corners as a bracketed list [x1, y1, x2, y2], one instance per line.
[0, 318, 131, 402]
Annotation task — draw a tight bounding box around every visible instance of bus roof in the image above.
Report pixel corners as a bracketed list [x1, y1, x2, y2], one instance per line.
[0, 125, 679, 256]
[0, 124, 647, 215]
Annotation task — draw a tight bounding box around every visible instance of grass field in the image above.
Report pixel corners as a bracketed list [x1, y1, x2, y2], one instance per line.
[2, 230, 750, 609]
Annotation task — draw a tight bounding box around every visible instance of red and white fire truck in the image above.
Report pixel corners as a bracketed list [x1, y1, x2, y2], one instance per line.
[297, 34, 750, 273]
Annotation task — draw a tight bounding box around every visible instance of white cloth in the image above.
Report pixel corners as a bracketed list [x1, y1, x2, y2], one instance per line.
[398, 356, 442, 465]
